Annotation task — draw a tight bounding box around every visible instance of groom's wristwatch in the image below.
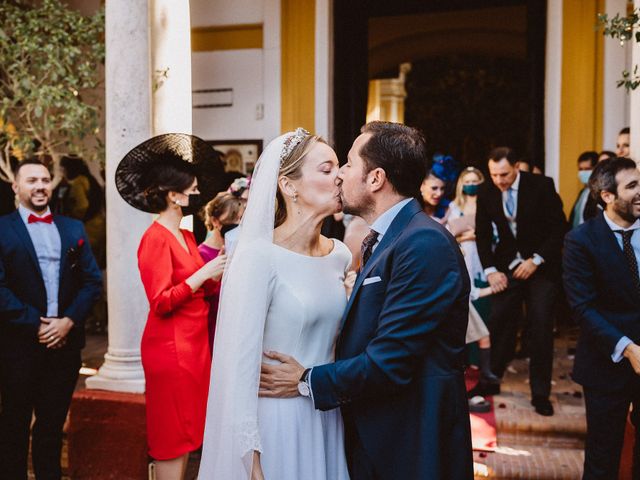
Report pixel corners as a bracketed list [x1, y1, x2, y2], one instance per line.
[297, 368, 311, 397]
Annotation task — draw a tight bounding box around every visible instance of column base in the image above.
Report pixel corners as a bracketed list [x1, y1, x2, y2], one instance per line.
[68, 389, 148, 480]
[85, 352, 146, 393]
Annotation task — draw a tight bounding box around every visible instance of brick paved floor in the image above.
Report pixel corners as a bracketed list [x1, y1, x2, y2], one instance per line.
[30, 331, 588, 479]
[473, 329, 586, 479]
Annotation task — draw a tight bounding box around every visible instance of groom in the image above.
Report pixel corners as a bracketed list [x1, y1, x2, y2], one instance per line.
[261, 121, 473, 479]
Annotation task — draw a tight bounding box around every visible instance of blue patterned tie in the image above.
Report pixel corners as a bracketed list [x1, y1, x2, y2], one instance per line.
[614, 230, 640, 294]
[505, 188, 515, 217]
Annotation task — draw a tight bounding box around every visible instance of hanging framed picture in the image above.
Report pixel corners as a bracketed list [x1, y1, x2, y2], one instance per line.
[207, 139, 263, 175]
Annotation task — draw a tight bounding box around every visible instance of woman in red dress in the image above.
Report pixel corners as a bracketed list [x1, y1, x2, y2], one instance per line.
[117, 135, 226, 480]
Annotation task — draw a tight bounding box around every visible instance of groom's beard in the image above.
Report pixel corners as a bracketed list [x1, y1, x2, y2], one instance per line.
[341, 192, 374, 219]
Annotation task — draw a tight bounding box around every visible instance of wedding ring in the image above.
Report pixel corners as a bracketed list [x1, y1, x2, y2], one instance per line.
[48, 335, 54, 340]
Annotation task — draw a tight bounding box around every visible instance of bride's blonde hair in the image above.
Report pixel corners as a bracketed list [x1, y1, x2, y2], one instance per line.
[275, 134, 327, 227]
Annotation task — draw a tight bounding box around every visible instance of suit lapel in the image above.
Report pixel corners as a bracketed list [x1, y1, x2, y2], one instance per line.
[9, 211, 42, 276]
[54, 216, 71, 278]
[487, 184, 514, 241]
[515, 172, 535, 230]
[339, 199, 422, 329]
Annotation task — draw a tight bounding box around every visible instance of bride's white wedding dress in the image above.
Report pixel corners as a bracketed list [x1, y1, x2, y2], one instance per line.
[257, 241, 351, 479]
[197, 131, 351, 480]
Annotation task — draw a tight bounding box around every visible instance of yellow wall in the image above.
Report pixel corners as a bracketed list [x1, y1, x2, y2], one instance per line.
[281, 0, 315, 133]
[191, 24, 263, 51]
[559, 0, 604, 214]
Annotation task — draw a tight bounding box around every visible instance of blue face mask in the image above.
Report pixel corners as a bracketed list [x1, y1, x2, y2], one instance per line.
[462, 184, 479, 196]
[578, 170, 592, 185]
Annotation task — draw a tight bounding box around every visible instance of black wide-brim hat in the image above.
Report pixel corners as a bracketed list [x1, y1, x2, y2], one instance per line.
[116, 133, 225, 213]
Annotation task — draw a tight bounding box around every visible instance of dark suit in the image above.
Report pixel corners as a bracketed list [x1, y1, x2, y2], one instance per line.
[476, 172, 567, 398]
[311, 199, 473, 479]
[568, 187, 599, 228]
[0, 210, 102, 479]
[563, 213, 640, 479]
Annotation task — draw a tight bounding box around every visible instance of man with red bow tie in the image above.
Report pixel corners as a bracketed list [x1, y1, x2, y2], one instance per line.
[0, 159, 102, 479]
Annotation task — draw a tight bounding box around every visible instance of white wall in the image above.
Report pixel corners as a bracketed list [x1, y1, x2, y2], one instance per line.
[190, 0, 263, 27]
[190, 0, 280, 146]
[191, 49, 264, 141]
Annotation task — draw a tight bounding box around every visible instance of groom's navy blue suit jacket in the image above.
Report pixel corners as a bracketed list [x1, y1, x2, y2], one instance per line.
[0, 210, 102, 350]
[563, 212, 640, 392]
[311, 199, 474, 479]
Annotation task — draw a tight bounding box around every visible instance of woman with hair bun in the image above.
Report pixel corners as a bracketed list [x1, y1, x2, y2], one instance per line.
[198, 192, 245, 351]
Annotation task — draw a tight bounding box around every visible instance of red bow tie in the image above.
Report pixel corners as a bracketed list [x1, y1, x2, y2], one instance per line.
[28, 213, 53, 224]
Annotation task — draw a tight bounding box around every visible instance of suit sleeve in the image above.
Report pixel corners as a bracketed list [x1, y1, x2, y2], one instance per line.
[0, 248, 41, 332]
[562, 230, 624, 357]
[535, 178, 567, 260]
[138, 232, 193, 316]
[475, 190, 496, 271]
[310, 230, 467, 411]
[61, 224, 103, 327]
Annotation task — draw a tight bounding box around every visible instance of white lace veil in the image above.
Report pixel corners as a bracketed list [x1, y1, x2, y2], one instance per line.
[198, 132, 293, 479]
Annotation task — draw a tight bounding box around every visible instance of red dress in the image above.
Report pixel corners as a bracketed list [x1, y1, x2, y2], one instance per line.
[137, 222, 216, 460]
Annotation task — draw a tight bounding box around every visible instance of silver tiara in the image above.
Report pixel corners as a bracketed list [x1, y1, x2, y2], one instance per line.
[280, 127, 310, 165]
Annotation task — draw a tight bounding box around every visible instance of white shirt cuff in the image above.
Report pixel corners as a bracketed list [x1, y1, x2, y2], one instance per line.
[484, 267, 498, 276]
[532, 253, 545, 265]
[306, 367, 315, 403]
[612, 336, 633, 363]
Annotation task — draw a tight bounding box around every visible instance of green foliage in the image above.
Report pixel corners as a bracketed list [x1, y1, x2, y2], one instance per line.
[598, 9, 640, 92]
[0, 0, 104, 175]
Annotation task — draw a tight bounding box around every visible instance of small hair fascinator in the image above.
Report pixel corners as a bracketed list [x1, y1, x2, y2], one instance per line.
[431, 153, 460, 183]
[280, 127, 310, 165]
[228, 176, 250, 197]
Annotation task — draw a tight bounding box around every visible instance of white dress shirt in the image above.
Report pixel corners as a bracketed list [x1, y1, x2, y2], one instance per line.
[502, 172, 521, 236]
[602, 211, 640, 363]
[369, 198, 413, 252]
[18, 205, 61, 317]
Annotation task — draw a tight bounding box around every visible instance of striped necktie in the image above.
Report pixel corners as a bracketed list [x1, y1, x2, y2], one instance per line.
[360, 229, 379, 270]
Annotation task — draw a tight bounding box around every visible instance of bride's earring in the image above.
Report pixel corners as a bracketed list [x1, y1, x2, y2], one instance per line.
[292, 190, 302, 215]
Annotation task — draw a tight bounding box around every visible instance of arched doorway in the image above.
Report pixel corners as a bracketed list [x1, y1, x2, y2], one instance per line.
[333, 0, 545, 171]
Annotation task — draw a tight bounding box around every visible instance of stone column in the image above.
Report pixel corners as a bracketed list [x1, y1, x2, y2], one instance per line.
[150, 0, 192, 135]
[366, 63, 411, 124]
[85, 0, 153, 393]
[602, 0, 631, 150]
[150, 0, 194, 230]
[630, 0, 640, 161]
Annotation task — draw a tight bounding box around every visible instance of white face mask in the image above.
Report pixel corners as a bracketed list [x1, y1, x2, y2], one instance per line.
[578, 170, 592, 185]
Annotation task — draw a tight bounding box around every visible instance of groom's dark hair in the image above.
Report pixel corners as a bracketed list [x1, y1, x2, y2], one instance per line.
[359, 121, 427, 198]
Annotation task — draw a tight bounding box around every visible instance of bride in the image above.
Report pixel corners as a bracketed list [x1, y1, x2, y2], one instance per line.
[198, 129, 354, 480]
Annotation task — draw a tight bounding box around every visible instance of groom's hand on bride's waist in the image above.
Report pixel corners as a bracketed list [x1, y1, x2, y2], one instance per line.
[259, 351, 305, 398]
